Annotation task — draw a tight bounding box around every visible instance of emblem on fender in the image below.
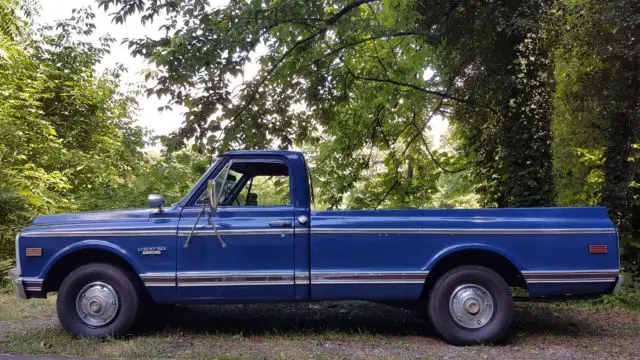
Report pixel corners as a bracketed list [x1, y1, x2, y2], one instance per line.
[138, 246, 166, 255]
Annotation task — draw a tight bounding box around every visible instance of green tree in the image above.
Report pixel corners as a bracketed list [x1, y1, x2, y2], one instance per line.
[416, 0, 557, 208]
[97, 0, 473, 209]
[554, 0, 640, 273]
[108, 149, 211, 209]
[99, 0, 560, 209]
[0, 4, 148, 260]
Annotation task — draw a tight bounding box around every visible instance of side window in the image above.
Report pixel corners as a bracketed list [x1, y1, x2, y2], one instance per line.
[196, 160, 291, 207]
[238, 175, 290, 206]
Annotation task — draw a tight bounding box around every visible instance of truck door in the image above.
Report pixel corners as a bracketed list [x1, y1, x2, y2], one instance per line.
[177, 156, 296, 301]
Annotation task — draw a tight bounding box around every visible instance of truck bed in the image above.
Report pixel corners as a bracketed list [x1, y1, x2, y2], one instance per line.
[309, 207, 618, 299]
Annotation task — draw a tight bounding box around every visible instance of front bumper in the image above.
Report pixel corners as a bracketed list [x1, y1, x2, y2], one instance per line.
[9, 267, 27, 299]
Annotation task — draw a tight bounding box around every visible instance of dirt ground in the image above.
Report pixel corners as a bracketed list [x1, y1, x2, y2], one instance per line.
[0, 293, 639, 359]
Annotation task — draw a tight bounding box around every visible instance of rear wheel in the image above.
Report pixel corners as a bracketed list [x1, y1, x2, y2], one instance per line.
[427, 265, 513, 345]
[56, 263, 141, 338]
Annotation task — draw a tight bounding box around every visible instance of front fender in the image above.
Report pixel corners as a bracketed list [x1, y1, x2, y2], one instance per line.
[39, 239, 144, 279]
[424, 242, 524, 272]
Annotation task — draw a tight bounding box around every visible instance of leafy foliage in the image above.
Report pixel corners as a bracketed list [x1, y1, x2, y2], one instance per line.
[553, 0, 640, 274]
[98, 0, 471, 209]
[0, 4, 148, 259]
[97, 0, 560, 209]
[416, 0, 557, 207]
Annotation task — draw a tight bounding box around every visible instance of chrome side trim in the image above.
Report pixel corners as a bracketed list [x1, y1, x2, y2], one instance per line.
[312, 279, 426, 285]
[177, 271, 295, 286]
[144, 282, 176, 287]
[311, 271, 429, 285]
[521, 269, 619, 274]
[177, 271, 292, 277]
[311, 228, 616, 235]
[29, 219, 157, 228]
[142, 271, 430, 287]
[525, 279, 615, 284]
[22, 228, 176, 237]
[140, 272, 176, 287]
[141, 272, 176, 277]
[141, 269, 621, 287]
[177, 228, 295, 237]
[523, 270, 619, 284]
[180, 280, 292, 287]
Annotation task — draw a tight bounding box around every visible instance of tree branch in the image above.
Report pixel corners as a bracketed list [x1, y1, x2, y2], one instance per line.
[375, 166, 400, 209]
[367, 3, 401, 68]
[230, 0, 381, 123]
[325, 0, 378, 25]
[413, 121, 467, 174]
[345, 66, 479, 109]
[237, 16, 325, 31]
[313, 31, 426, 64]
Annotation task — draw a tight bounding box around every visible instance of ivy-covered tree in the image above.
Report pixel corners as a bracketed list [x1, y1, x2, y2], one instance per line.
[554, 0, 639, 272]
[416, 0, 557, 208]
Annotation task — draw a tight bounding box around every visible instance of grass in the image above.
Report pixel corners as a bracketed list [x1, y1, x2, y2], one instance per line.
[0, 292, 56, 321]
[1, 292, 640, 359]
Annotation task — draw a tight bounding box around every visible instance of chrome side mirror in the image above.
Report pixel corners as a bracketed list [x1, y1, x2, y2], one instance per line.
[147, 194, 165, 213]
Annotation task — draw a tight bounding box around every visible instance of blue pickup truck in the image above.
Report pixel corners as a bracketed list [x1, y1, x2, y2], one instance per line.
[10, 150, 623, 345]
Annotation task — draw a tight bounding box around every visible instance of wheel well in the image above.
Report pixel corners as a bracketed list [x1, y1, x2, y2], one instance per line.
[43, 249, 144, 294]
[423, 250, 526, 295]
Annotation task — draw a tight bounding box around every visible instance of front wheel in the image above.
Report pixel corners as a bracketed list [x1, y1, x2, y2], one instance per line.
[427, 265, 513, 345]
[56, 263, 141, 338]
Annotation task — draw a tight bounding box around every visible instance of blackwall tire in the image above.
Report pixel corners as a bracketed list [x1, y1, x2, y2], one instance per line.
[56, 263, 141, 338]
[427, 265, 513, 345]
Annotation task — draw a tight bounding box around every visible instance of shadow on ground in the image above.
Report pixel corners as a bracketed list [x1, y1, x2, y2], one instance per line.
[135, 301, 607, 343]
[137, 302, 430, 336]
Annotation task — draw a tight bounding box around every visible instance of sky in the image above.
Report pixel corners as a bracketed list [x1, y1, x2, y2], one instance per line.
[37, 0, 448, 150]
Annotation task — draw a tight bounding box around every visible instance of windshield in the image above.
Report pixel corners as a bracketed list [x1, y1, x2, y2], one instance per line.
[174, 156, 221, 206]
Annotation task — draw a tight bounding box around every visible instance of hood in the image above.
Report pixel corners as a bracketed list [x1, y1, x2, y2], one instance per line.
[30, 208, 152, 227]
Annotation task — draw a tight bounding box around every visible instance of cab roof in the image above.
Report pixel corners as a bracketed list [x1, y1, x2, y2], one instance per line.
[222, 150, 303, 157]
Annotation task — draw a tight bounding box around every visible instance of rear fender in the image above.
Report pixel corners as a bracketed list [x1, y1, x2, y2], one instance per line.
[425, 243, 524, 275]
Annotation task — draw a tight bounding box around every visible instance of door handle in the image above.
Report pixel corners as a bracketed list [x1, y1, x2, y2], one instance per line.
[269, 220, 292, 227]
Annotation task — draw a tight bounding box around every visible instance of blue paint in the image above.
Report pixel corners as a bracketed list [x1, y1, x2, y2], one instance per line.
[13, 150, 620, 304]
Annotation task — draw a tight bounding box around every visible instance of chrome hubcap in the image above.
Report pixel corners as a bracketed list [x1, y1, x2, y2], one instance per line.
[75, 282, 119, 327]
[449, 284, 494, 329]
